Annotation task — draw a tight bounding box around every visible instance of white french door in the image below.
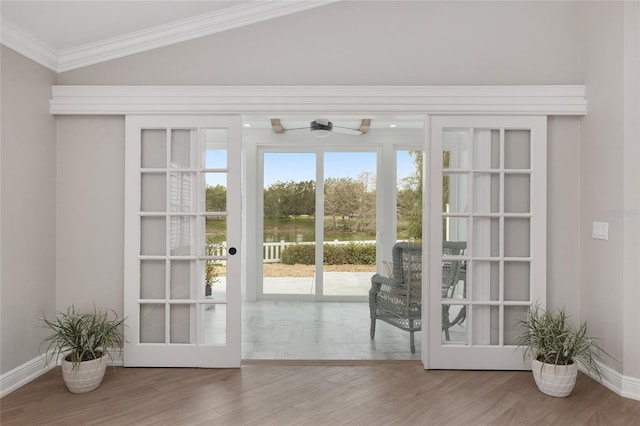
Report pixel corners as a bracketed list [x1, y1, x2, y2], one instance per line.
[427, 115, 547, 369]
[124, 115, 241, 367]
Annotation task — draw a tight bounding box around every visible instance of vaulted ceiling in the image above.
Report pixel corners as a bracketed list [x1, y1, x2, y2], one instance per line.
[0, 0, 339, 72]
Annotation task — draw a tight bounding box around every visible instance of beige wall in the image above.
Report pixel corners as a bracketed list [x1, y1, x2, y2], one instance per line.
[58, 1, 582, 85]
[579, 1, 626, 372]
[622, 0, 640, 382]
[547, 116, 582, 315]
[0, 46, 57, 373]
[56, 116, 125, 314]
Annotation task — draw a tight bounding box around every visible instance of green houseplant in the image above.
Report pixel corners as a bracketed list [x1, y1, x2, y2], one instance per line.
[40, 305, 125, 393]
[205, 237, 222, 297]
[516, 304, 604, 397]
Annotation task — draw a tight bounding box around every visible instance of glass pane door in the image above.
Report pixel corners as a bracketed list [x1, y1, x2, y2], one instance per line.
[260, 150, 377, 300]
[125, 115, 241, 367]
[322, 152, 377, 297]
[428, 116, 547, 370]
[262, 153, 316, 295]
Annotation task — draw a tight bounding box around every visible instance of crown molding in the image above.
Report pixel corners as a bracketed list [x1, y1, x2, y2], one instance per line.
[58, 0, 340, 72]
[50, 85, 587, 116]
[1, 0, 339, 73]
[0, 18, 59, 71]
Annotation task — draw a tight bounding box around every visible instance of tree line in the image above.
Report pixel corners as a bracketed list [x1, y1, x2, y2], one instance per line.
[205, 151, 423, 239]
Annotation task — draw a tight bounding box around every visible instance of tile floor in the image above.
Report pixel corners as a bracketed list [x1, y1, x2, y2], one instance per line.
[241, 301, 421, 360]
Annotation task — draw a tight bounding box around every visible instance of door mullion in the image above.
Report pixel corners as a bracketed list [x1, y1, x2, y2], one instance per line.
[315, 151, 324, 299]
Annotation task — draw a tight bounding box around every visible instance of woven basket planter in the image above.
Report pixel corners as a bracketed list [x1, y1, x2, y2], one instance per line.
[61, 355, 108, 394]
[531, 358, 578, 397]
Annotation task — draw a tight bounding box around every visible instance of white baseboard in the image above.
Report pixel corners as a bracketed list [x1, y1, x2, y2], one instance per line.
[579, 361, 640, 401]
[0, 355, 54, 398]
[0, 350, 123, 398]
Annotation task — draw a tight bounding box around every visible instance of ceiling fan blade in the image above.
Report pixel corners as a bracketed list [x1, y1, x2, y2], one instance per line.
[332, 126, 363, 135]
[358, 119, 372, 134]
[271, 118, 310, 133]
[271, 118, 285, 134]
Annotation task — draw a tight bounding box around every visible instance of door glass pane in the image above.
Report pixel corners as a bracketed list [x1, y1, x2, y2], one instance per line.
[473, 217, 499, 257]
[443, 129, 470, 169]
[205, 173, 227, 212]
[504, 305, 529, 345]
[141, 217, 165, 255]
[205, 217, 226, 257]
[201, 304, 226, 345]
[170, 304, 191, 344]
[444, 217, 467, 245]
[504, 174, 530, 213]
[505, 130, 530, 169]
[140, 304, 165, 343]
[504, 218, 530, 257]
[324, 152, 376, 297]
[140, 260, 165, 299]
[170, 260, 192, 299]
[204, 130, 227, 169]
[442, 304, 467, 344]
[443, 173, 469, 213]
[473, 173, 500, 213]
[472, 261, 499, 301]
[472, 305, 499, 345]
[504, 262, 530, 301]
[141, 129, 166, 168]
[473, 129, 500, 169]
[170, 216, 195, 256]
[169, 172, 196, 212]
[397, 150, 422, 241]
[141, 173, 166, 212]
[442, 259, 466, 300]
[204, 257, 226, 301]
[170, 129, 194, 169]
[263, 153, 316, 295]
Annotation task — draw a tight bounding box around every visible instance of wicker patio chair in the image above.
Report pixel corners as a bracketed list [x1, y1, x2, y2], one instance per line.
[369, 241, 467, 353]
[369, 242, 422, 353]
[441, 241, 467, 341]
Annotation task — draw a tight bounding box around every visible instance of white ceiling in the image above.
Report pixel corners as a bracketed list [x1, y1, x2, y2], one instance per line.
[0, 0, 339, 72]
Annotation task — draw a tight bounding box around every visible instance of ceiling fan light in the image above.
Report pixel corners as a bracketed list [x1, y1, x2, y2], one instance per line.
[311, 129, 332, 138]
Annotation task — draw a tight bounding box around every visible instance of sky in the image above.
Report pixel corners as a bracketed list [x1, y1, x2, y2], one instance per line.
[204, 150, 417, 187]
[262, 151, 416, 187]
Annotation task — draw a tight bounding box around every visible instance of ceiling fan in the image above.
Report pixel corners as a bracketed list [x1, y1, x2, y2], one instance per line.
[271, 118, 371, 138]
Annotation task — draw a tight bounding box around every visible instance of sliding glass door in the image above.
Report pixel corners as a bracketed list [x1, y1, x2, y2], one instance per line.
[261, 150, 378, 300]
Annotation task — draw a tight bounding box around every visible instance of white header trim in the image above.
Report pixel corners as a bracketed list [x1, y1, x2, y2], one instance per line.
[50, 85, 587, 116]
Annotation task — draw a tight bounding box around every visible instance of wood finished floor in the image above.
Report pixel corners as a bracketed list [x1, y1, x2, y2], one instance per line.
[2, 361, 640, 425]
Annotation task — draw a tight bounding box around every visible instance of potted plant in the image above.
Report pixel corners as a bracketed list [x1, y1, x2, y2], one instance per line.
[40, 305, 125, 394]
[516, 303, 605, 397]
[205, 237, 222, 297]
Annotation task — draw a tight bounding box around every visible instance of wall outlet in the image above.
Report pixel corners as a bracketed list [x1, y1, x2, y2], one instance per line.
[592, 221, 609, 240]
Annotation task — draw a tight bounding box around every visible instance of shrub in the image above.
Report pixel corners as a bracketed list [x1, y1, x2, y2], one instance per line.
[280, 243, 376, 265]
[281, 244, 315, 265]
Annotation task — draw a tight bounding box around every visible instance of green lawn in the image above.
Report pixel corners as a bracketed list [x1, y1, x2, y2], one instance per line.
[206, 215, 412, 242]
